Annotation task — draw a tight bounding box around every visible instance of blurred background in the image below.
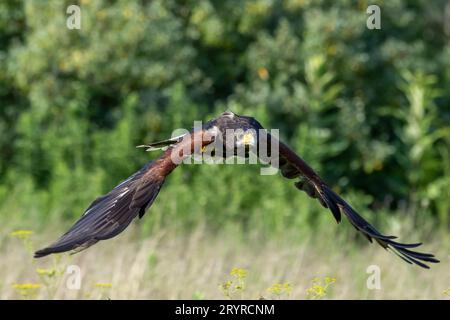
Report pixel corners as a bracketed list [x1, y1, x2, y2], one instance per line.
[0, 0, 449, 299]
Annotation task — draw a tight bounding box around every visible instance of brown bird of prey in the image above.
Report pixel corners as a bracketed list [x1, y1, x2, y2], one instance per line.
[35, 111, 439, 268]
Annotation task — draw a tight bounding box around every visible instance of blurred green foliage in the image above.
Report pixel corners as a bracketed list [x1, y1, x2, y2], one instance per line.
[0, 0, 449, 237]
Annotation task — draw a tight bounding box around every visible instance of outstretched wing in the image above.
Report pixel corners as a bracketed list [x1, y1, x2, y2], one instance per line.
[268, 134, 439, 269]
[35, 130, 214, 258]
[34, 160, 163, 258]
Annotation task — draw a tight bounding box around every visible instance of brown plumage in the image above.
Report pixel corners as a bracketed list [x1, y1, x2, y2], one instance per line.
[34, 129, 214, 257]
[35, 112, 439, 269]
[270, 134, 439, 268]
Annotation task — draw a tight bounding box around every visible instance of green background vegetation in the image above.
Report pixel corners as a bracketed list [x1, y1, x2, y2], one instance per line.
[0, 2, 449, 298]
[1, 0, 449, 234]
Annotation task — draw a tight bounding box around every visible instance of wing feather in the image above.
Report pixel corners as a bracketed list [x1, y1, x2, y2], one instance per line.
[269, 133, 439, 269]
[34, 160, 162, 257]
[35, 130, 214, 258]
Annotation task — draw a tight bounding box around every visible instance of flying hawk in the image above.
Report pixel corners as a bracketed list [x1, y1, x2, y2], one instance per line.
[35, 111, 439, 268]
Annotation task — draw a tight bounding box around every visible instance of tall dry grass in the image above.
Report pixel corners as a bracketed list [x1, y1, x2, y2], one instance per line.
[1, 224, 448, 300]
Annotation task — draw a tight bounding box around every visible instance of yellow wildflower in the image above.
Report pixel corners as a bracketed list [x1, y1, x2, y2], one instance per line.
[306, 276, 336, 299]
[12, 283, 42, 299]
[325, 277, 336, 284]
[13, 283, 42, 290]
[36, 268, 56, 277]
[306, 285, 326, 298]
[10, 230, 33, 238]
[221, 268, 248, 299]
[268, 283, 291, 294]
[230, 267, 247, 280]
[443, 288, 450, 296]
[94, 282, 113, 288]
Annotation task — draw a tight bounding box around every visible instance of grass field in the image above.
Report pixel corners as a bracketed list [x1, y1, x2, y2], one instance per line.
[1, 223, 449, 300]
[1, 0, 449, 302]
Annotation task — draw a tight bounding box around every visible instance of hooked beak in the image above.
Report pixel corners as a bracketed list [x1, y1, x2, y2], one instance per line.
[241, 132, 255, 146]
